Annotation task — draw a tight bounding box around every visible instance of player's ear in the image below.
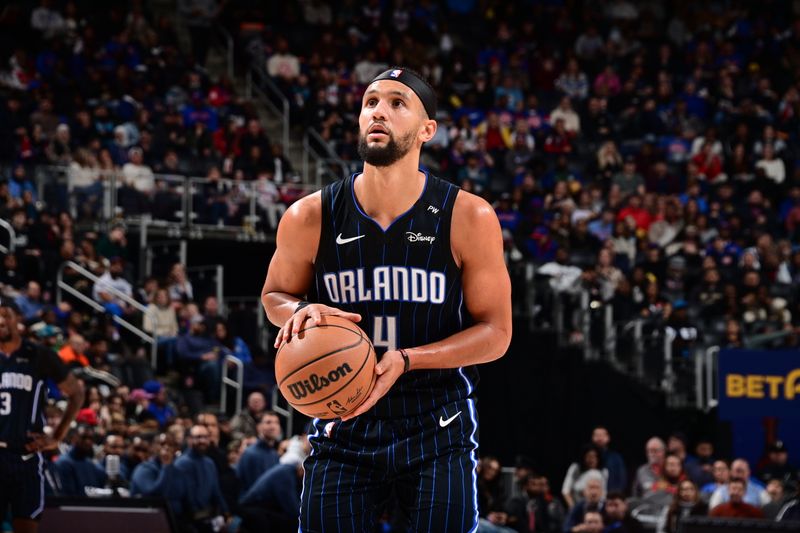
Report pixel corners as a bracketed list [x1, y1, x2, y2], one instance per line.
[419, 119, 436, 143]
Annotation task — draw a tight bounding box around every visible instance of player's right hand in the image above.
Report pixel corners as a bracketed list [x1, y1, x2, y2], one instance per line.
[274, 303, 361, 348]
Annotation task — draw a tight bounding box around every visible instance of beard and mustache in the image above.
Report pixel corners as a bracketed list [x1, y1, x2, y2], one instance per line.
[357, 126, 416, 167]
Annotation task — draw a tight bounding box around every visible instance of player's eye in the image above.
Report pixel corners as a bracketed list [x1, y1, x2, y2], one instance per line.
[392, 99, 405, 107]
[367, 98, 378, 106]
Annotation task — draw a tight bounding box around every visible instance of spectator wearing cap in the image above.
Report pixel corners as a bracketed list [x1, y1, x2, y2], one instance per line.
[591, 427, 627, 495]
[709, 478, 764, 519]
[143, 380, 175, 428]
[709, 458, 769, 509]
[55, 426, 108, 496]
[758, 441, 797, 487]
[236, 411, 281, 492]
[131, 435, 180, 497]
[239, 436, 310, 533]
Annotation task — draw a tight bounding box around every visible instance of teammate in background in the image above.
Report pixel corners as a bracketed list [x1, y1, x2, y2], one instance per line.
[262, 67, 512, 530]
[0, 297, 85, 532]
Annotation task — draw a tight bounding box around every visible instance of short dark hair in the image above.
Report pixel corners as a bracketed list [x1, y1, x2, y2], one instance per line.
[606, 491, 626, 502]
[259, 411, 280, 423]
[729, 477, 747, 487]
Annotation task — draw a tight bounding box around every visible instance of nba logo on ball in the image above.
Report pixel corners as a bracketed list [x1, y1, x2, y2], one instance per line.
[390, 69, 403, 78]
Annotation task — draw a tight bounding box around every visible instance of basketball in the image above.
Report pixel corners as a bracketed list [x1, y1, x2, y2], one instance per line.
[275, 315, 376, 419]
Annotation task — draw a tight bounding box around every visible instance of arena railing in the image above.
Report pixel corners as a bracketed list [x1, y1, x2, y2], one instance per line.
[245, 65, 290, 153]
[0, 217, 16, 254]
[214, 26, 235, 81]
[520, 272, 707, 407]
[271, 386, 295, 439]
[33, 165, 316, 235]
[55, 260, 159, 368]
[302, 129, 350, 187]
[220, 354, 244, 417]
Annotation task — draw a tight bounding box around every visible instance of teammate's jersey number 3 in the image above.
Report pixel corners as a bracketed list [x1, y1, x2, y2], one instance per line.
[0, 392, 10, 415]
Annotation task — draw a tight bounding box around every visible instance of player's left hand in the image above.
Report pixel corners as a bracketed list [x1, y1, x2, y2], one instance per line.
[25, 432, 59, 453]
[340, 350, 404, 421]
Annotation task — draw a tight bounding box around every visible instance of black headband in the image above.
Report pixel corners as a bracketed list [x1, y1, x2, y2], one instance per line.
[370, 68, 437, 119]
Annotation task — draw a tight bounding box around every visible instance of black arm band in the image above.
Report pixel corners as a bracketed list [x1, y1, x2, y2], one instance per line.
[294, 301, 311, 314]
[399, 348, 410, 373]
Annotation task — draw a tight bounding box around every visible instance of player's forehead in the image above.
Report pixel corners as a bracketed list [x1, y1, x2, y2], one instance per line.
[363, 80, 419, 105]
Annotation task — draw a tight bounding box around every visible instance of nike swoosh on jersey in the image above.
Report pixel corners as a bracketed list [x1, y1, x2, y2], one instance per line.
[336, 233, 366, 245]
[439, 411, 462, 428]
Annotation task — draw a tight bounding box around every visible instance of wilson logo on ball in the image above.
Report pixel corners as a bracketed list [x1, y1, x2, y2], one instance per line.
[286, 363, 353, 400]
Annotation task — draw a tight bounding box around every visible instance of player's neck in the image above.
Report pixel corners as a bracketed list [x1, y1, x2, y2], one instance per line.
[0, 337, 21, 356]
[358, 157, 425, 228]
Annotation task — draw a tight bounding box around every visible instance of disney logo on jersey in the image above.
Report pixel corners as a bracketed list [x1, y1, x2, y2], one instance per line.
[405, 232, 436, 245]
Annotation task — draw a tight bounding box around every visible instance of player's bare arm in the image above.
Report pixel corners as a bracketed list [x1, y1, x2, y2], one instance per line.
[26, 373, 84, 453]
[343, 190, 512, 420]
[261, 192, 361, 347]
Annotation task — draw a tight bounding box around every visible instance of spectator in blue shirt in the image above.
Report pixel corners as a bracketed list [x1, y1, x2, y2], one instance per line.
[55, 426, 108, 496]
[130, 436, 180, 497]
[239, 435, 309, 533]
[14, 281, 44, 322]
[236, 411, 281, 492]
[171, 424, 229, 526]
[591, 426, 627, 495]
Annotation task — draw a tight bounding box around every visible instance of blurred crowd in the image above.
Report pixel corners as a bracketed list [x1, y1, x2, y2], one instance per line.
[0, 0, 299, 227]
[3, 0, 800, 532]
[234, 0, 800, 353]
[475, 427, 800, 532]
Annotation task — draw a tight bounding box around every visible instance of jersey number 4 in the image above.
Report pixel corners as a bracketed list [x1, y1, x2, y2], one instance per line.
[0, 392, 10, 415]
[372, 316, 397, 352]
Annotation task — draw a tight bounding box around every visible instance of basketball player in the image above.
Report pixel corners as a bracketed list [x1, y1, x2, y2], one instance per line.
[0, 297, 85, 532]
[262, 67, 512, 531]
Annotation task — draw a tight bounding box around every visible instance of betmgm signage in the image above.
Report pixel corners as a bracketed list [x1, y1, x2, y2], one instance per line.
[719, 349, 800, 418]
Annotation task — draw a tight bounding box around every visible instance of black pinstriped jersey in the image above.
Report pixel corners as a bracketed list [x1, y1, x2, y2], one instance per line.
[0, 340, 68, 452]
[307, 172, 479, 418]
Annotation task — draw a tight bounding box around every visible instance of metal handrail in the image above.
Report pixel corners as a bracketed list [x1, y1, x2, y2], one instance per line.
[56, 261, 158, 368]
[704, 346, 720, 411]
[0, 218, 16, 254]
[216, 26, 235, 80]
[302, 129, 349, 186]
[271, 387, 294, 438]
[247, 66, 290, 151]
[220, 354, 244, 417]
